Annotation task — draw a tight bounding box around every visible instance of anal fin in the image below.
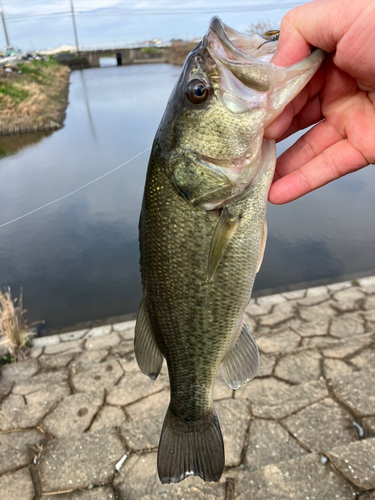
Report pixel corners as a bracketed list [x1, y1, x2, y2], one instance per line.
[208, 207, 240, 283]
[221, 320, 259, 389]
[134, 300, 163, 380]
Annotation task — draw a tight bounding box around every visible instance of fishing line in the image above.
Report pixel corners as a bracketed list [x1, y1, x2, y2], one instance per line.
[0, 146, 151, 229]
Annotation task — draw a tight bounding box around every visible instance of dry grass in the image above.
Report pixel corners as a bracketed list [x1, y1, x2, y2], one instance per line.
[0, 60, 70, 129]
[0, 288, 31, 362]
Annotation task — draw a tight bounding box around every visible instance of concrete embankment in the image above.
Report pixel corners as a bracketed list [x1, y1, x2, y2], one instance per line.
[0, 275, 374, 498]
[0, 59, 70, 136]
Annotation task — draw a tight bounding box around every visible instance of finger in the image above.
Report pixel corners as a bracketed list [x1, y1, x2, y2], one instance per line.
[273, 119, 343, 181]
[265, 92, 324, 142]
[273, 94, 324, 143]
[272, 0, 348, 68]
[264, 66, 325, 140]
[269, 138, 369, 204]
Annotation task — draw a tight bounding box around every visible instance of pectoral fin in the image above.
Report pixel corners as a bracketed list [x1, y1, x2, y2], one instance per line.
[221, 320, 259, 389]
[256, 218, 268, 273]
[134, 300, 163, 380]
[208, 207, 240, 283]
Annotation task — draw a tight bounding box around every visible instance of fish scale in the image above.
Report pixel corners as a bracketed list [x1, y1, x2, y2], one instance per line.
[135, 16, 324, 484]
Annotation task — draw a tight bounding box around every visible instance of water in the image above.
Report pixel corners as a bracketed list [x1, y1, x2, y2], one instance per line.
[0, 64, 374, 332]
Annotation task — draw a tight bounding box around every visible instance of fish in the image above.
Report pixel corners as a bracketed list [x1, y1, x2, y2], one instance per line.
[135, 16, 324, 484]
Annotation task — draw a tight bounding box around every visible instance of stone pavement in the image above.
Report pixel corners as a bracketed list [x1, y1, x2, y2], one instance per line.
[1, 276, 375, 500]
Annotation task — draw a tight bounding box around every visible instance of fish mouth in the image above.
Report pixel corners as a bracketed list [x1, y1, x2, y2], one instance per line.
[204, 16, 278, 94]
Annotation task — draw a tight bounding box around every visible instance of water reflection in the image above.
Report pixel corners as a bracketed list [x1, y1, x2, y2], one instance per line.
[0, 64, 374, 332]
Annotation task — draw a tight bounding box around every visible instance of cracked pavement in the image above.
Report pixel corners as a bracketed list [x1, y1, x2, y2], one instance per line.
[1, 276, 375, 499]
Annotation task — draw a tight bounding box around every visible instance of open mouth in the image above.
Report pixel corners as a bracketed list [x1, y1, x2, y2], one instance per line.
[207, 16, 278, 64]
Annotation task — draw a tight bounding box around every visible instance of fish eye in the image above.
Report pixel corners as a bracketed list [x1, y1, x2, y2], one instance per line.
[187, 79, 210, 104]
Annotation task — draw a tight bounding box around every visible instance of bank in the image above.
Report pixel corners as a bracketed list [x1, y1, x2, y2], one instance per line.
[0, 59, 70, 136]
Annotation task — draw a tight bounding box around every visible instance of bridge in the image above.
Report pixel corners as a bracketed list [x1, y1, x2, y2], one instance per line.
[59, 46, 169, 69]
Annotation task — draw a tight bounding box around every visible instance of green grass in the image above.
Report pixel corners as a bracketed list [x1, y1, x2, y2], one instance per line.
[0, 83, 28, 104]
[17, 62, 50, 83]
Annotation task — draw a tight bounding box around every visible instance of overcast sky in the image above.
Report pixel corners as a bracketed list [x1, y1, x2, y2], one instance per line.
[1, 0, 310, 51]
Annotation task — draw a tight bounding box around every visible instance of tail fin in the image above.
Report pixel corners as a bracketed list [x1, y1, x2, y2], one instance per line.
[157, 406, 224, 484]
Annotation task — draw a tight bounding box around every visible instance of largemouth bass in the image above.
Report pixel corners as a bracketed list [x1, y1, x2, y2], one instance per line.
[135, 17, 323, 484]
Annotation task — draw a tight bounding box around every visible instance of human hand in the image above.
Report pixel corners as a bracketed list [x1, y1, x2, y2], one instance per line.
[265, 0, 375, 204]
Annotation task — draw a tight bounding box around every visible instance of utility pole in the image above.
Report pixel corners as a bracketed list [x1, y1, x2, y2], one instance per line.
[0, 0, 10, 47]
[70, 0, 80, 56]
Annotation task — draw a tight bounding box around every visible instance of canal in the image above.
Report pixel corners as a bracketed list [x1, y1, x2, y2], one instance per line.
[0, 63, 374, 332]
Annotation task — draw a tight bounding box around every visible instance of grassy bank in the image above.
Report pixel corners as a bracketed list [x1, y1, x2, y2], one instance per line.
[0, 58, 70, 133]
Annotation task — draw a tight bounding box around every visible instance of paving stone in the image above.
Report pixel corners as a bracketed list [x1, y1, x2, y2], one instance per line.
[70, 349, 108, 373]
[360, 493, 375, 500]
[0, 359, 39, 387]
[333, 287, 365, 311]
[324, 358, 355, 379]
[245, 303, 272, 317]
[306, 285, 329, 297]
[350, 347, 375, 370]
[85, 326, 112, 339]
[358, 276, 375, 288]
[283, 398, 358, 453]
[122, 389, 169, 450]
[236, 453, 356, 500]
[0, 383, 70, 430]
[255, 329, 300, 354]
[327, 438, 375, 491]
[29, 346, 43, 358]
[13, 369, 69, 395]
[116, 351, 139, 374]
[90, 405, 126, 432]
[258, 301, 296, 328]
[42, 485, 116, 500]
[365, 295, 375, 311]
[290, 317, 330, 337]
[39, 429, 125, 492]
[216, 399, 250, 467]
[110, 341, 134, 357]
[301, 336, 339, 348]
[255, 354, 276, 377]
[245, 419, 306, 468]
[323, 335, 373, 358]
[363, 417, 375, 438]
[0, 428, 45, 475]
[330, 313, 365, 339]
[33, 335, 60, 347]
[281, 289, 306, 300]
[42, 392, 103, 438]
[327, 281, 352, 292]
[72, 360, 123, 394]
[85, 332, 121, 350]
[39, 352, 75, 369]
[364, 310, 375, 326]
[214, 373, 233, 400]
[274, 351, 321, 384]
[0, 468, 35, 500]
[114, 451, 223, 499]
[332, 368, 375, 416]
[59, 329, 88, 342]
[299, 302, 336, 322]
[44, 339, 83, 355]
[257, 294, 286, 306]
[113, 320, 136, 332]
[106, 371, 168, 406]
[235, 378, 328, 419]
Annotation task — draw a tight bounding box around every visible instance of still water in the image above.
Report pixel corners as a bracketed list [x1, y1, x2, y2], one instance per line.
[0, 64, 374, 332]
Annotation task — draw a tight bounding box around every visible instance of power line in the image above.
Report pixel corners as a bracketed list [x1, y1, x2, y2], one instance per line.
[0, 146, 151, 229]
[5, 2, 303, 22]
